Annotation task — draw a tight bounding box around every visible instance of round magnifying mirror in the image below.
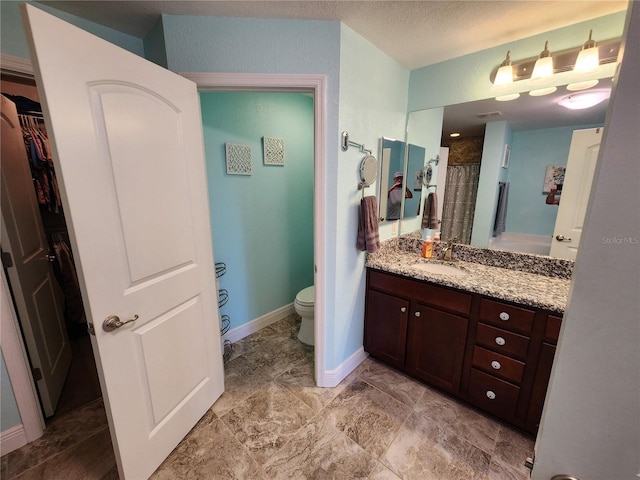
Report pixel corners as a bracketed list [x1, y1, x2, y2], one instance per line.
[360, 155, 378, 186]
[423, 165, 433, 186]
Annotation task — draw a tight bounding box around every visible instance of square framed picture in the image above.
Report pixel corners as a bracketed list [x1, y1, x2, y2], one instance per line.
[225, 143, 252, 175]
[263, 136, 285, 165]
[501, 144, 511, 169]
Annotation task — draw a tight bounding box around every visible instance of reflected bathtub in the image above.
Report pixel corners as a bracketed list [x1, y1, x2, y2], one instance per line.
[489, 233, 552, 256]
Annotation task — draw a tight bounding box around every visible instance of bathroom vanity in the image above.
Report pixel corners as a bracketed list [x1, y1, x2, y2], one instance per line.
[364, 238, 571, 435]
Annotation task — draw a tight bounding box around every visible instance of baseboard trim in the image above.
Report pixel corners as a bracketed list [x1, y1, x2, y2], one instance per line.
[224, 303, 296, 344]
[319, 347, 368, 388]
[1, 424, 28, 455]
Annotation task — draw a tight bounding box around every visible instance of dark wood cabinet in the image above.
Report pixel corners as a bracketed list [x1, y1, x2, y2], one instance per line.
[363, 289, 409, 368]
[364, 268, 562, 435]
[406, 304, 468, 393]
[365, 269, 471, 395]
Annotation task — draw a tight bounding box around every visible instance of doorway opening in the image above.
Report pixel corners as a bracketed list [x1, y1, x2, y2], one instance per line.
[1, 72, 102, 422]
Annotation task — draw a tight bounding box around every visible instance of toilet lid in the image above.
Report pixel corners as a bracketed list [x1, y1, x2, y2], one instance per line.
[296, 286, 315, 306]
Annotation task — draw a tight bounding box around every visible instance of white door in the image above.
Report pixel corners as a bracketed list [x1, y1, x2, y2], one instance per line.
[549, 128, 602, 259]
[1, 94, 72, 417]
[22, 5, 224, 479]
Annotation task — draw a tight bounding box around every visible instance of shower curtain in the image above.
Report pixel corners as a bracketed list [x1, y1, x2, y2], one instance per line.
[440, 163, 480, 244]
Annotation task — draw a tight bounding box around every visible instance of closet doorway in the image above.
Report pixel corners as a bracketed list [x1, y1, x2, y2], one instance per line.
[1, 73, 102, 423]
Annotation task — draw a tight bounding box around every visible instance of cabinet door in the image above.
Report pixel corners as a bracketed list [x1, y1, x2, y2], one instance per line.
[407, 304, 468, 393]
[526, 342, 557, 432]
[364, 289, 409, 368]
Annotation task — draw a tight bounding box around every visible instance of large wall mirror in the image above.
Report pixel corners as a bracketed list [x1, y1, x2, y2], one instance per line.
[407, 84, 611, 258]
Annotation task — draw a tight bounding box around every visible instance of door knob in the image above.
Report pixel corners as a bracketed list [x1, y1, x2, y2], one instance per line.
[555, 235, 572, 242]
[103, 314, 138, 332]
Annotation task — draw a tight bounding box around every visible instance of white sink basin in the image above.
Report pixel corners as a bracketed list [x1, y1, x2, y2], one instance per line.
[412, 262, 467, 276]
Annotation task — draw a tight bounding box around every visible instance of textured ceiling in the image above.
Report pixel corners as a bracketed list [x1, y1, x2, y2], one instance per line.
[40, 1, 628, 70]
[36, 1, 627, 135]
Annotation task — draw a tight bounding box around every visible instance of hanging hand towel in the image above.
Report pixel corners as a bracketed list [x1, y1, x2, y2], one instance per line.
[421, 192, 439, 229]
[357, 195, 380, 253]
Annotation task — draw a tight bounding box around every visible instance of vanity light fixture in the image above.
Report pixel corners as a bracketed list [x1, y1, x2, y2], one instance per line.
[558, 89, 610, 110]
[489, 32, 621, 100]
[449, 132, 461, 138]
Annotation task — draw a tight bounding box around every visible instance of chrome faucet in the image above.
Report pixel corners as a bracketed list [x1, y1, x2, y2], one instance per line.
[440, 237, 458, 261]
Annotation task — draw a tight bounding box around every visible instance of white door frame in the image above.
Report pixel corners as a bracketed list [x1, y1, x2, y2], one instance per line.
[182, 72, 327, 387]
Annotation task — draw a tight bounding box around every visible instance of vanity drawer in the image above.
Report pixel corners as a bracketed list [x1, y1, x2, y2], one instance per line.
[479, 298, 535, 334]
[476, 323, 530, 360]
[472, 346, 525, 384]
[368, 269, 471, 315]
[468, 368, 519, 420]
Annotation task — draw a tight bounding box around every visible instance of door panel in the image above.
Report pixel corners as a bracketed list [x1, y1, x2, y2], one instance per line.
[1, 94, 71, 417]
[22, 5, 224, 479]
[550, 128, 601, 259]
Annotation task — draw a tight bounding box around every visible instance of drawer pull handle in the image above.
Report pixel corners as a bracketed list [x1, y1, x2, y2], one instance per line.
[400, 307, 406, 312]
[415, 311, 421, 317]
[495, 336, 506, 346]
[499, 311, 510, 321]
[491, 360, 501, 370]
[486, 390, 496, 400]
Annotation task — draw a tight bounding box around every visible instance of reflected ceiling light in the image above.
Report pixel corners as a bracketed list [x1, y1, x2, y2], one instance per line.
[449, 132, 461, 138]
[567, 79, 599, 91]
[558, 90, 610, 110]
[495, 93, 520, 101]
[529, 86, 557, 96]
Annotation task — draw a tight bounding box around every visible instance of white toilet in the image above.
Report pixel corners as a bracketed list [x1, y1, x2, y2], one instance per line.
[294, 285, 315, 345]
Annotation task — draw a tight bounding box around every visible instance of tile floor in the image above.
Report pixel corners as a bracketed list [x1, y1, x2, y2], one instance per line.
[2, 314, 535, 479]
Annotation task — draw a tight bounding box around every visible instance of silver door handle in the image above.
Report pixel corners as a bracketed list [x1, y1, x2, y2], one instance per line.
[103, 314, 138, 332]
[555, 235, 572, 242]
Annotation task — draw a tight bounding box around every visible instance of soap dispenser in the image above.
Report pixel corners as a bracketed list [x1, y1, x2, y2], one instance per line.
[422, 236, 433, 259]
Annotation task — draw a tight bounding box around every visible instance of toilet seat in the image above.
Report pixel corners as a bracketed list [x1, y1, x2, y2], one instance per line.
[295, 286, 315, 307]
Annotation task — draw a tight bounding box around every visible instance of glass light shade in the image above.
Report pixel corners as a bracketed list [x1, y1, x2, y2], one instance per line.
[531, 56, 554, 81]
[574, 47, 600, 74]
[494, 64, 514, 86]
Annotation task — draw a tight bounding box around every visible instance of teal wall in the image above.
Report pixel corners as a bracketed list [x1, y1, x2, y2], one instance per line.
[200, 92, 314, 328]
[1, 351, 21, 431]
[506, 123, 603, 236]
[335, 24, 409, 371]
[142, 18, 168, 68]
[0, 1, 144, 60]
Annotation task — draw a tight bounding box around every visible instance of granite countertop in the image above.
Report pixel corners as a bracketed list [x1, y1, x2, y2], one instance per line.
[366, 241, 571, 314]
